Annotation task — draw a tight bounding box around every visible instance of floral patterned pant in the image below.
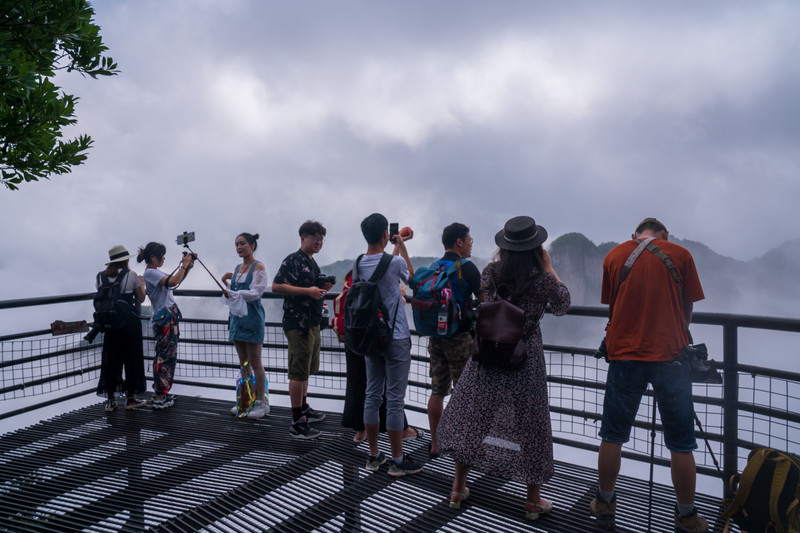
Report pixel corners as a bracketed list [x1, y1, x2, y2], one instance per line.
[152, 308, 179, 394]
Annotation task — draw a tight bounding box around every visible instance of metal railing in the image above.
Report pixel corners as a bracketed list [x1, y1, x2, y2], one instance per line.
[2, 290, 799, 497]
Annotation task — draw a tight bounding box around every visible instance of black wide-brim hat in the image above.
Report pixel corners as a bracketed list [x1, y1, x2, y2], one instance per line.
[494, 216, 548, 251]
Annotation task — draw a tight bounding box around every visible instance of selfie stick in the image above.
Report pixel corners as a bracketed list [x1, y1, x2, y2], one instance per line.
[183, 244, 227, 293]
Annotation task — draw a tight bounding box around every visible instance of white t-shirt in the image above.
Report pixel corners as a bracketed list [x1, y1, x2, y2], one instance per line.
[96, 270, 141, 294]
[354, 253, 410, 340]
[143, 268, 176, 312]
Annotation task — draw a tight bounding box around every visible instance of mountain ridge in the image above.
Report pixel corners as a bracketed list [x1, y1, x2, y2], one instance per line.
[320, 235, 799, 317]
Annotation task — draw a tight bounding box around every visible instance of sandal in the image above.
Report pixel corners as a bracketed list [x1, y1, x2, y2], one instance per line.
[524, 499, 553, 521]
[402, 427, 425, 441]
[353, 431, 366, 443]
[449, 487, 470, 509]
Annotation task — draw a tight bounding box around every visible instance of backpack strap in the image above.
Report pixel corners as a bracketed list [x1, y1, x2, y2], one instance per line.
[354, 253, 393, 283]
[644, 241, 683, 299]
[721, 448, 770, 521]
[770, 454, 794, 532]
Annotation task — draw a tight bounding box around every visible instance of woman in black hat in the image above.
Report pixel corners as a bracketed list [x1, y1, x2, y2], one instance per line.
[437, 216, 571, 521]
[95, 245, 147, 412]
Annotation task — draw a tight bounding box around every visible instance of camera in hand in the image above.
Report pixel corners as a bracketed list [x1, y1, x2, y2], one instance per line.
[176, 231, 195, 245]
[84, 324, 101, 344]
[594, 338, 609, 360]
[317, 273, 336, 288]
[681, 343, 722, 384]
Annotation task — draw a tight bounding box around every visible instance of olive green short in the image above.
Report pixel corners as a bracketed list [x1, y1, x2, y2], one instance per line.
[285, 326, 321, 381]
[428, 331, 472, 397]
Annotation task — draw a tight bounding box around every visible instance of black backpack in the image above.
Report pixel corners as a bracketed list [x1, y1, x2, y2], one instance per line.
[93, 270, 133, 332]
[721, 448, 800, 533]
[344, 254, 394, 357]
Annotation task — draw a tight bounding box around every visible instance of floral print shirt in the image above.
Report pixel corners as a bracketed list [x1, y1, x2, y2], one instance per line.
[273, 249, 322, 331]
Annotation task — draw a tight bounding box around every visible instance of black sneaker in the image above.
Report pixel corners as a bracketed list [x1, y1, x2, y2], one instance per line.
[104, 399, 117, 412]
[301, 406, 326, 423]
[365, 451, 387, 472]
[290, 416, 321, 440]
[387, 454, 423, 477]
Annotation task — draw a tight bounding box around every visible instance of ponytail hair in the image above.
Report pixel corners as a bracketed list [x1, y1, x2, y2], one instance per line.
[237, 232, 259, 251]
[137, 242, 166, 265]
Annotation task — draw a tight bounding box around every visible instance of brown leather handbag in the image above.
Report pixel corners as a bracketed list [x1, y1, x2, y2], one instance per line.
[470, 284, 527, 370]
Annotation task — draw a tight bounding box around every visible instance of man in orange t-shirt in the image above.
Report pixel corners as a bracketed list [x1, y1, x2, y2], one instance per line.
[590, 218, 708, 533]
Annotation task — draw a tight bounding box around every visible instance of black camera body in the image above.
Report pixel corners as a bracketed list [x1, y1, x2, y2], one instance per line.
[594, 338, 609, 361]
[681, 343, 722, 383]
[317, 274, 336, 288]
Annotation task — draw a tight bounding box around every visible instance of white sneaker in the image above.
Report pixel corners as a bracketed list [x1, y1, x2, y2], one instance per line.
[230, 405, 239, 415]
[247, 400, 270, 419]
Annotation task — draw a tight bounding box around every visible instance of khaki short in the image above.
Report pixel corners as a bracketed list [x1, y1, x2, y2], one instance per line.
[285, 326, 321, 381]
[428, 331, 472, 397]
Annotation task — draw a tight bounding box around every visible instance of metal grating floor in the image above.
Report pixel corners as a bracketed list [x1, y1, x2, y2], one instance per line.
[0, 397, 732, 532]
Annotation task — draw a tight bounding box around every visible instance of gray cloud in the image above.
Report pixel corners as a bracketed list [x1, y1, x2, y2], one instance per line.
[1, 0, 798, 309]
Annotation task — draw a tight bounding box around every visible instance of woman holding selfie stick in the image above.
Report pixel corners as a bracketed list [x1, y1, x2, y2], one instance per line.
[222, 232, 269, 419]
[137, 242, 194, 410]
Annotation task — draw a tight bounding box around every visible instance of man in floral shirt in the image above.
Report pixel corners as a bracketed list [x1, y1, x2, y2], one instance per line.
[272, 220, 334, 439]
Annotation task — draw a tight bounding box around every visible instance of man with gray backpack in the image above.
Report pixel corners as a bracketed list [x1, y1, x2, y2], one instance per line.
[346, 213, 423, 477]
[410, 222, 482, 459]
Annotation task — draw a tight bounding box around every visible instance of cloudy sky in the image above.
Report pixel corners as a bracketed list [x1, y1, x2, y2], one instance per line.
[2, 0, 799, 301]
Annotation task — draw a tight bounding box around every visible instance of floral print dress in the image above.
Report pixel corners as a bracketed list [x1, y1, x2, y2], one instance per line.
[437, 264, 571, 485]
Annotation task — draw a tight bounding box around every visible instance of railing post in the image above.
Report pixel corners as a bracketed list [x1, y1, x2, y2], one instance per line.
[722, 323, 739, 497]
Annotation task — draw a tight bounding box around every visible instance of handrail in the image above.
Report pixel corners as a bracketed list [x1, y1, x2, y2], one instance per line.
[2, 290, 799, 501]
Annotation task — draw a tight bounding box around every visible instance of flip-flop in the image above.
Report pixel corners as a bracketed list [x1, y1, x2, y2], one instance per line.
[450, 487, 470, 509]
[353, 432, 366, 443]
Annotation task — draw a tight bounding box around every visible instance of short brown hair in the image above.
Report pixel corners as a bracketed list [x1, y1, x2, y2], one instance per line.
[635, 217, 667, 234]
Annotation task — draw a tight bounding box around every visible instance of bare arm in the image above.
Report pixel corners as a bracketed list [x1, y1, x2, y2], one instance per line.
[392, 234, 413, 281]
[135, 276, 146, 303]
[159, 254, 194, 288]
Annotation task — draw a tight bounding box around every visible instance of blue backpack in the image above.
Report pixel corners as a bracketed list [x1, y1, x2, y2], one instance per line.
[410, 259, 470, 337]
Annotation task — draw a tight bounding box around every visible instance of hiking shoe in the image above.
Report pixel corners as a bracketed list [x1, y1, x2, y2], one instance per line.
[674, 507, 709, 533]
[125, 397, 147, 409]
[387, 455, 423, 477]
[290, 416, 321, 440]
[247, 400, 270, 419]
[301, 406, 326, 423]
[365, 451, 387, 472]
[590, 490, 616, 530]
[152, 395, 175, 410]
[104, 399, 117, 412]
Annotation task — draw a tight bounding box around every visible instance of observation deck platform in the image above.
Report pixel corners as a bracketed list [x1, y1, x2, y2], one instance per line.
[0, 397, 729, 533]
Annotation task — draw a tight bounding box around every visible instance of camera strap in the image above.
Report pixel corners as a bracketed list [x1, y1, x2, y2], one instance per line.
[608, 238, 654, 321]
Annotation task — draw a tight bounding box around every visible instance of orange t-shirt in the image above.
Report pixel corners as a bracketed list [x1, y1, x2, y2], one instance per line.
[601, 239, 704, 362]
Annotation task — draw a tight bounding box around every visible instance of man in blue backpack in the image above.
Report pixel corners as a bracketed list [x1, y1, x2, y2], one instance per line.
[425, 223, 482, 459]
[356, 213, 424, 477]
